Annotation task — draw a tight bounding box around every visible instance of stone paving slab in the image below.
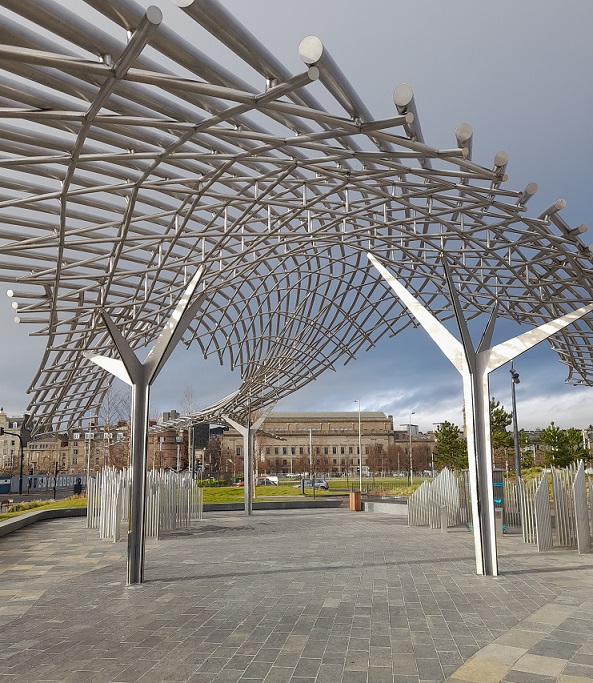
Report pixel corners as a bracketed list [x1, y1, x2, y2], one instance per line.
[0, 510, 591, 682]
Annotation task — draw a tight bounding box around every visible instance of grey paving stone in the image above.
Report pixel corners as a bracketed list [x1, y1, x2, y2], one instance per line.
[561, 662, 593, 678]
[501, 671, 556, 683]
[4, 511, 593, 683]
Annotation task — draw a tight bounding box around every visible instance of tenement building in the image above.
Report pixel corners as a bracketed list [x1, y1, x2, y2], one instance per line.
[219, 411, 397, 476]
[0, 409, 27, 472]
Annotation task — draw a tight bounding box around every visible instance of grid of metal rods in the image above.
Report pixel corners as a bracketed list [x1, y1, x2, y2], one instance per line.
[1, 0, 593, 433]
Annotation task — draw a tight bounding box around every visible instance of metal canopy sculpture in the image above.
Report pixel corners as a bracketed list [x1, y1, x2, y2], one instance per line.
[1, 0, 592, 580]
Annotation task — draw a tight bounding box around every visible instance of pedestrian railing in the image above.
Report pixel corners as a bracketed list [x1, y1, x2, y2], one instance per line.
[88, 467, 203, 541]
[408, 467, 462, 530]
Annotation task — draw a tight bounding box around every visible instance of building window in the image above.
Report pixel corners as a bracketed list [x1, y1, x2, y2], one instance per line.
[340, 446, 345, 455]
[348, 446, 353, 454]
[274, 447, 279, 455]
[282, 447, 287, 456]
[332, 446, 337, 455]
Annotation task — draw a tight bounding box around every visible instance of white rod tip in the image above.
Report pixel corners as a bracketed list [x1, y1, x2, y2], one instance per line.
[298, 36, 324, 65]
[393, 83, 414, 108]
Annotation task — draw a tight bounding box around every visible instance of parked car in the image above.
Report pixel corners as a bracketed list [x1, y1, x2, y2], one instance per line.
[257, 476, 278, 486]
[233, 480, 244, 487]
[294, 478, 329, 490]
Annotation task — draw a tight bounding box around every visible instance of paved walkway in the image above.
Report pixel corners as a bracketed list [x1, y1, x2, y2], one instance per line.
[0, 510, 592, 683]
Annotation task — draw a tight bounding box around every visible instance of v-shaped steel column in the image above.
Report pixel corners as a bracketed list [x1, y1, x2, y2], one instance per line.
[85, 267, 205, 584]
[369, 253, 593, 575]
[223, 408, 272, 515]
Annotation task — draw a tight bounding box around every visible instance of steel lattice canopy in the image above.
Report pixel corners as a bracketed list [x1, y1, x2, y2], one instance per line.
[0, 0, 592, 434]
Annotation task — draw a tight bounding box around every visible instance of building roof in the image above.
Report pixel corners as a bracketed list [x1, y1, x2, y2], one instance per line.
[266, 412, 390, 419]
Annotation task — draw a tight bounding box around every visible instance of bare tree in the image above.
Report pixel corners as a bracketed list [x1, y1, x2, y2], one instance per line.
[366, 444, 385, 485]
[412, 443, 432, 473]
[386, 444, 407, 475]
[315, 451, 331, 477]
[99, 384, 131, 429]
[204, 437, 223, 475]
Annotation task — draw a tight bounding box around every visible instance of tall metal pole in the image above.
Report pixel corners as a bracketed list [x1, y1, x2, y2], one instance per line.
[355, 400, 362, 492]
[4, 430, 25, 494]
[510, 364, 521, 479]
[128, 375, 149, 584]
[86, 266, 206, 584]
[408, 412, 415, 486]
[369, 252, 593, 577]
[309, 428, 315, 500]
[223, 411, 268, 515]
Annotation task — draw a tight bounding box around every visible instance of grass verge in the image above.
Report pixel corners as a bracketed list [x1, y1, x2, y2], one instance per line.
[0, 495, 87, 521]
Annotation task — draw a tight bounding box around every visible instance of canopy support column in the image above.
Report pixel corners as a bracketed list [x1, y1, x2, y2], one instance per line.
[85, 267, 205, 584]
[369, 252, 593, 576]
[224, 408, 272, 515]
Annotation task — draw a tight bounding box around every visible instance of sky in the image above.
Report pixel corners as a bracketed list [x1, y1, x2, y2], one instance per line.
[1, 0, 593, 432]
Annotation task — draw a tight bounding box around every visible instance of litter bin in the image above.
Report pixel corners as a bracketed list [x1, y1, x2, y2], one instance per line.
[349, 490, 361, 512]
[0, 477, 10, 495]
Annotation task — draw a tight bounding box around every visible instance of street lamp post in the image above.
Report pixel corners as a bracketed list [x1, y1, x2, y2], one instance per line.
[3, 429, 24, 494]
[408, 412, 415, 486]
[354, 400, 362, 492]
[510, 364, 521, 479]
[309, 428, 314, 500]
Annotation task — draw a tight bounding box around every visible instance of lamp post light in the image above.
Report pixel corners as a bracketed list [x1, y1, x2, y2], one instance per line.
[408, 411, 415, 486]
[510, 363, 521, 479]
[227, 457, 235, 481]
[354, 400, 362, 492]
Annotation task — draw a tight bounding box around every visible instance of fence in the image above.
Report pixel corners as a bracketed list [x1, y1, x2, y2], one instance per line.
[408, 468, 463, 529]
[505, 462, 591, 554]
[406, 463, 591, 555]
[88, 467, 203, 541]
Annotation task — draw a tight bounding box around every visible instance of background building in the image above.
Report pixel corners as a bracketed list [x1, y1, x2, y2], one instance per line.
[217, 411, 397, 476]
[0, 409, 27, 472]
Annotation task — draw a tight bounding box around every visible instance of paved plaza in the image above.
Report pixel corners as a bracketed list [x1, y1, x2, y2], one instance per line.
[0, 509, 592, 683]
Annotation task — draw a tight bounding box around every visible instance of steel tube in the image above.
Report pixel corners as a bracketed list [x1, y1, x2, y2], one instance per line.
[128, 373, 149, 585]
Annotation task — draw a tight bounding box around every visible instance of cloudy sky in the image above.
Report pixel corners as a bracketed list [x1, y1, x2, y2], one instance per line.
[1, 0, 592, 432]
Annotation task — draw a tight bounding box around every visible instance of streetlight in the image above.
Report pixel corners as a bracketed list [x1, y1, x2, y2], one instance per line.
[408, 412, 415, 486]
[1, 428, 24, 494]
[510, 363, 521, 479]
[227, 457, 235, 481]
[354, 400, 362, 492]
[308, 428, 315, 500]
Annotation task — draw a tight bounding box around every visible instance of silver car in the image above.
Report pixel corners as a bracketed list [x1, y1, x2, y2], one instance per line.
[294, 478, 329, 490]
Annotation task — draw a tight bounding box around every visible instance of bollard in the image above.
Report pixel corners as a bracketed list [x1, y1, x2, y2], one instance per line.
[495, 508, 504, 538]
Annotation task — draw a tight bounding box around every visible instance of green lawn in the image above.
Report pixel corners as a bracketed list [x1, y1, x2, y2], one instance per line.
[0, 477, 423, 520]
[0, 495, 87, 521]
